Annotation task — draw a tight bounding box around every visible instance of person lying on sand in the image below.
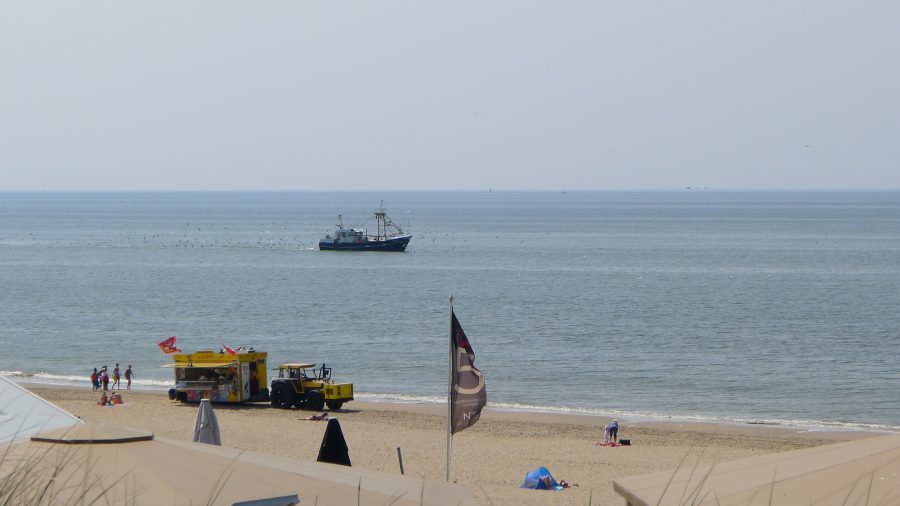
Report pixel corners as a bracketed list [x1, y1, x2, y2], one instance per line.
[303, 412, 329, 421]
[541, 476, 578, 489]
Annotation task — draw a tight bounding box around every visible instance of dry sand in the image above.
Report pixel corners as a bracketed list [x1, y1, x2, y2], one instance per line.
[27, 385, 881, 505]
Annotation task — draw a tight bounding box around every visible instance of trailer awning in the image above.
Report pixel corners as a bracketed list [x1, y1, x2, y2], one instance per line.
[160, 362, 237, 368]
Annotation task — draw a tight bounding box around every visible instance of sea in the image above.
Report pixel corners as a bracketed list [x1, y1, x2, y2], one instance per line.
[1, 191, 898, 432]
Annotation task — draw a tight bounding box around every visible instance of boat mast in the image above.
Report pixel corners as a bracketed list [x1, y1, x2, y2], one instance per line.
[374, 204, 386, 240]
[372, 201, 404, 240]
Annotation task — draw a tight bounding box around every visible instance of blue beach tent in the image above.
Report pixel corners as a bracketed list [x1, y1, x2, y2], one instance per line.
[519, 466, 560, 490]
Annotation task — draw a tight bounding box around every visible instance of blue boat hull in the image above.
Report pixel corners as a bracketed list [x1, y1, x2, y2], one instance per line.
[319, 235, 411, 252]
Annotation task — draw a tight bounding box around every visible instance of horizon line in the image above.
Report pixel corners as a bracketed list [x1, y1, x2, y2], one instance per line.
[2, 188, 900, 193]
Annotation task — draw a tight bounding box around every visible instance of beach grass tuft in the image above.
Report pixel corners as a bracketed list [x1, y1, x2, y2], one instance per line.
[0, 436, 231, 506]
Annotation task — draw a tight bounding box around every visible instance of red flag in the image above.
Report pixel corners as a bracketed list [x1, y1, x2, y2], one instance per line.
[158, 336, 182, 354]
[222, 345, 236, 355]
[450, 310, 486, 434]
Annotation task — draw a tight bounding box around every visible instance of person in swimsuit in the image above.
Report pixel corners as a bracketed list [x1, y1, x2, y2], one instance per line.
[125, 365, 134, 390]
[112, 363, 121, 390]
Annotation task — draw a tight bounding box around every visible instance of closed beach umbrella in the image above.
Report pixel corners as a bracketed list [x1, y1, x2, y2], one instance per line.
[317, 417, 351, 466]
[192, 398, 221, 446]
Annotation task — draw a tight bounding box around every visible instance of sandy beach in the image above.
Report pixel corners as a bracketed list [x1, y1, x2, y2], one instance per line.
[26, 385, 881, 505]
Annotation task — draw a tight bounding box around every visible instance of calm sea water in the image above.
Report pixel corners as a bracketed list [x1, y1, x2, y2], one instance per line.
[1, 191, 898, 431]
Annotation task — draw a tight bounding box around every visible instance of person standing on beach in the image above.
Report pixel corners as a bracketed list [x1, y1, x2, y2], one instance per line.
[607, 419, 619, 443]
[90, 368, 99, 391]
[101, 367, 109, 391]
[125, 365, 134, 390]
[112, 363, 121, 390]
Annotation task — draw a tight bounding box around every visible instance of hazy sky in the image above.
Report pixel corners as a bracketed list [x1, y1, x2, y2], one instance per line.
[2, 1, 899, 191]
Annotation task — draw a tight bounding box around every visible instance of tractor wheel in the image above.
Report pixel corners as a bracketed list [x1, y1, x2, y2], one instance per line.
[325, 400, 343, 411]
[270, 384, 281, 407]
[306, 390, 325, 411]
[271, 384, 292, 409]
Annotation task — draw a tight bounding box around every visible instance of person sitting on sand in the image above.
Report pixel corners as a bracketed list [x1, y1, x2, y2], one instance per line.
[304, 412, 329, 421]
[98, 393, 109, 406]
[110, 392, 123, 405]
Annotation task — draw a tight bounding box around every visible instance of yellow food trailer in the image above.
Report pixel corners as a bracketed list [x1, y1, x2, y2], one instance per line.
[165, 350, 269, 403]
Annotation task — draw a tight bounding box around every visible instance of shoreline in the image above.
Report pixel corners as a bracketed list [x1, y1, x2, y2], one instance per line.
[6, 374, 895, 434]
[17, 383, 886, 505]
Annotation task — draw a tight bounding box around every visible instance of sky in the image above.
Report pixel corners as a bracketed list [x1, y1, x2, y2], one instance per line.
[2, 1, 899, 191]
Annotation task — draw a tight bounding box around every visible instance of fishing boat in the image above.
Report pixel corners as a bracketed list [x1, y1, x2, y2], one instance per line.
[318, 204, 411, 252]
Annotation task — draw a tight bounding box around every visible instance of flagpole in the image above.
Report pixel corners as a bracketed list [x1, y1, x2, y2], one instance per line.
[446, 294, 453, 482]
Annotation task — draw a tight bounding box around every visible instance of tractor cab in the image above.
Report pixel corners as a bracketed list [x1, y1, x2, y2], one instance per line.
[277, 363, 329, 384]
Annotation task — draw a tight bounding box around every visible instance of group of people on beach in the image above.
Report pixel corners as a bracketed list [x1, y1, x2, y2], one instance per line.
[90, 363, 134, 392]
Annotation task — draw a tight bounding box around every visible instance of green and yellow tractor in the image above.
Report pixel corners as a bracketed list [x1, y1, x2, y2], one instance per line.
[269, 363, 354, 411]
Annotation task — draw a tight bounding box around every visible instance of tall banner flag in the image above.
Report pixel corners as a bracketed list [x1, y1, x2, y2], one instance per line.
[450, 309, 486, 434]
[158, 336, 182, 354]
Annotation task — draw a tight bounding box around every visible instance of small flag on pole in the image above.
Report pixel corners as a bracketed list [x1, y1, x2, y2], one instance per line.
[450, 310, 486, 434]
[158, 336, 182, 354]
